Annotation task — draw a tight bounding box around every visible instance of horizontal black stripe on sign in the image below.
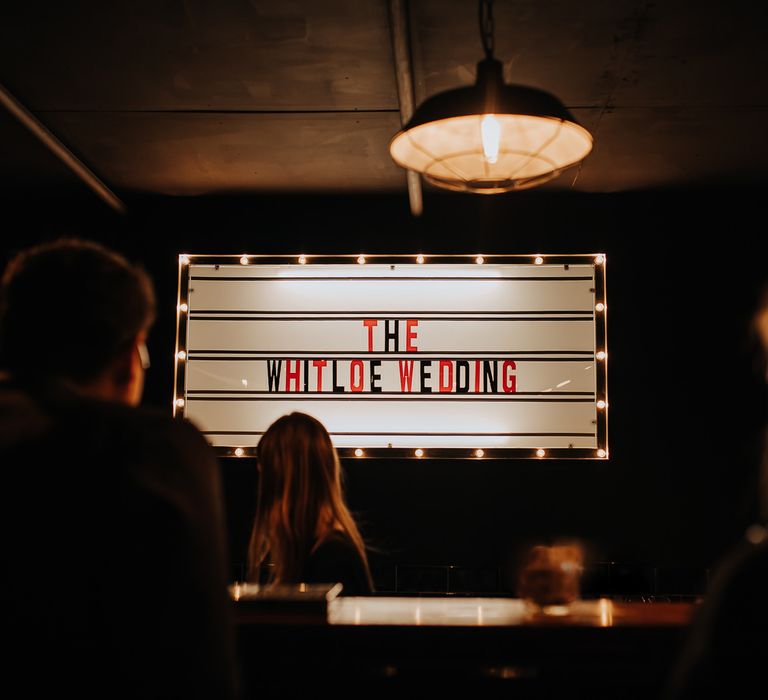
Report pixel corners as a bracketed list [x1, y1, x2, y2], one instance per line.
[186, 396, 595, 402]
[201, 431, 596, 437]
[187, 390, 594, 396]
[187, 356, 596, 362]
[188, 349, 594, 355]
[190, 309, 594, 315]
[190, 316, 593, 322]
[189, 276, 593, 282]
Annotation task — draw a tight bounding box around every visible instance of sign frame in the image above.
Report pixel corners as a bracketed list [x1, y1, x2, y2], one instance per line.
[173, 254, 608, 460]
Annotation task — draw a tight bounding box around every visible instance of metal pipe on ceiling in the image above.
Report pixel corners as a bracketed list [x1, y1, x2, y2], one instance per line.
[0, 82, 126, 214]
[388, 0, 423, 217]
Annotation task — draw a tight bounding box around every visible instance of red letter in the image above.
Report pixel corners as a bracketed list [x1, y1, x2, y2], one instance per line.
[312, 360, 327, 392]
[406, 320, 418, 352]
[502, 360, 517, 393]
[439, 360, 453, 392]
[398, 361, 415, 392]
[474, 360, 481, 393]
[363, 320, 378, 352]
[285, 360, 300, 392]
[350, 360, 364, 392]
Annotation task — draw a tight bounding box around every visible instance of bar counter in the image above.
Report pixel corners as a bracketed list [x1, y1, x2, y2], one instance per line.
[234, 596, 695, 698]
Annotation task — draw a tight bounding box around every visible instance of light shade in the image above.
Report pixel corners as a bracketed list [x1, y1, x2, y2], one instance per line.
[390, 59, 592, 193]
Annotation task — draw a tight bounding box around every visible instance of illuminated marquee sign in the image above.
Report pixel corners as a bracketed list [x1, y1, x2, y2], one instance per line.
[174, 255, 608, 459]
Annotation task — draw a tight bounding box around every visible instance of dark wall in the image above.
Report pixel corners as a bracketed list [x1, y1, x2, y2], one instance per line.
[3, 187, 767, 591]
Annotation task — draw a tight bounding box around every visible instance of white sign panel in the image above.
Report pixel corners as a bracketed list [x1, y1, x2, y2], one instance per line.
[174, 255, 608, 459]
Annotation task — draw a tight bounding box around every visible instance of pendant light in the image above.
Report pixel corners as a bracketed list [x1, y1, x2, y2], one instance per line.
[389, 0, 593, 193]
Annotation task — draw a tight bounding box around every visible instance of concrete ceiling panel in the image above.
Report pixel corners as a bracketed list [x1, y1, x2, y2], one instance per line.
[0, 1, 398, 111]
[569, 106, 768, 191]
[42, 110, 406, 194]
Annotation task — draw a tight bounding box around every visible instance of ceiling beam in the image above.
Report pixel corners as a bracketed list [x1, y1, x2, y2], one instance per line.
[0, 82, 126, 214]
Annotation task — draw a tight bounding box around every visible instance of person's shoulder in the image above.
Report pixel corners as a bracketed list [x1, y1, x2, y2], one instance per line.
[309, 531, 364, 572]
[110, 402, 208, 444]
[307, 530, 373, 595]
[66, 398, 207, 446]
[103, 404, 218, 476]
[38, 393, 217, 475]
[312, 530, 357, 556]
[0, 380, 52, 447]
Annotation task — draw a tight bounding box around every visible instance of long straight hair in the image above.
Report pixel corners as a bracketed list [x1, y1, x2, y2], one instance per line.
[247, 412, 372, 587]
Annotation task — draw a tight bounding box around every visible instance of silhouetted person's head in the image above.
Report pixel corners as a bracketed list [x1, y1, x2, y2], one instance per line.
[0, 239, 155, 405]
[248, 412, 371, 586]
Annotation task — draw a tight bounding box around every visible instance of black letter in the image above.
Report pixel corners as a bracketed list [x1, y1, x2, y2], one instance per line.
[384, 319, 400, 352]
[370, 360, 382, 393]
[483, 360, 498, 393]
[303, 359, 309, 392]
[456, 361, 469, 393]
[420, 361, 433, 393]
[266, 360, 282, 392]
[332, 360, 344, 393]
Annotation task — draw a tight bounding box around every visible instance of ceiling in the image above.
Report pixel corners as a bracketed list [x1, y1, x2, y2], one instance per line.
[1, 0, 767, 204]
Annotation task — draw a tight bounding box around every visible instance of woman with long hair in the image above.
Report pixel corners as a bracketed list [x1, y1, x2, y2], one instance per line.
[247, 412, 373, 595]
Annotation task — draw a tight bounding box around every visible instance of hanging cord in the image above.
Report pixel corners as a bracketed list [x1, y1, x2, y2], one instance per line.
[478, 0, 495, 59]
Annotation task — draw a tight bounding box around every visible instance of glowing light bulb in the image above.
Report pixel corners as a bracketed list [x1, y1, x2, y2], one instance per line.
[357, 255, 366, 265]
[175, 398, 185, 408]
[298, 255, 307, 265]
[595, 303, 605, 312]
[536, 449, 546, 458]
[416, 255, 425, 264]
[178, 303, 188, 312]
[596, 351, 606, 361]
[234, 448, 244, 457]
[597, 449, 607, 458]
[534, 256, 544, 265]
[354, 448, 364, 458]
[415, 448, 424, 458]
[179, 255, 190, 265]
[475, 449, 485, 458]
[177, 350, 186, 360]
[476, 256, 484, 265]
[597, 400, 606, 409]
[595, 255, 605, 265]
[481, 114, 500, 164]
[240, 255, 249, 265]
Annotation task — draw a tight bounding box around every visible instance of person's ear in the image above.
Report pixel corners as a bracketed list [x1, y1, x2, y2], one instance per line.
[112, 344, 135, 387]
[758, 308, 768, 354]
[111, 332, 147, 405]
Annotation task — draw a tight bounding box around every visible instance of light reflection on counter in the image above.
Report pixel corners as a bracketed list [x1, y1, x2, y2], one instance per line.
[599, 597, 614, 627]
[328, 597, 620, 627]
